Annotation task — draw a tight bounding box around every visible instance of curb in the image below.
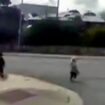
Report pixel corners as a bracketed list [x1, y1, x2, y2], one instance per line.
[4, 52, 105, 60]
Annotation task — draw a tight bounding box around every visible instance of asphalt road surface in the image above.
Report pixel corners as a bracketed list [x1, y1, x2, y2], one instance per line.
[4, 55, 105, 105]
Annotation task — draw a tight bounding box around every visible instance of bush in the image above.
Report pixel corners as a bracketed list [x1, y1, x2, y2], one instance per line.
[82, 25, 105, 47]
[23, 19, 82, 45]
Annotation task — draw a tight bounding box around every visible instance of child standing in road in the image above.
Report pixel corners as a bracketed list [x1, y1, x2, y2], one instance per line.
[0, 52, 5, 78]
[70, 57, 79, 81]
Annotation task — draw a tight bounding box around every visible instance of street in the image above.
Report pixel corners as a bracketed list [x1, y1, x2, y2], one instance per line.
[4, 55, 105, 105]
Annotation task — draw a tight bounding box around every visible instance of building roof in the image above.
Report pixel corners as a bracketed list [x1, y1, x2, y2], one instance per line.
[59, 10, 81, 17]
[59, 10, 105, 23]
[82, 11, 105, 23]
[68, 10, 80, 15]
[59, 9, 81, 21]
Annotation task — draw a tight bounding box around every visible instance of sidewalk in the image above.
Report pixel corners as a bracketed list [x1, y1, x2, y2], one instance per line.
[0, 74, 83, 105]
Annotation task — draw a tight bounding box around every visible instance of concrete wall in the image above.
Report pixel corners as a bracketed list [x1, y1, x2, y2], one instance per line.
[1, 45, 105, 56]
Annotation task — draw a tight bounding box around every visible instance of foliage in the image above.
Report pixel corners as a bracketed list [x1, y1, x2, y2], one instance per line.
[82, 25, 105, 47]
[23, 20, 105, 47]
[0, 6, 21, 44]
[23, 19, 81, 45]
[0, 0, 11, 6]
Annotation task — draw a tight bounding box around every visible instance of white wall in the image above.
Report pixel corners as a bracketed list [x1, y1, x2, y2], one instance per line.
[17, 3, 58, 19]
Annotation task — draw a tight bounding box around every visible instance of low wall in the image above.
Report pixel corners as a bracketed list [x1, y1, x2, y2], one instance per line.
[1, 45, 105, 56]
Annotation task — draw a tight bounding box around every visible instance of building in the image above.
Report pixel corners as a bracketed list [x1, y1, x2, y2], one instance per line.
[82, 11, 105, 27]
[17, 3, 58, 20]
[59, 10, 105, 27]
[58, 10, 83, 27]
[59, 10, 81, 21]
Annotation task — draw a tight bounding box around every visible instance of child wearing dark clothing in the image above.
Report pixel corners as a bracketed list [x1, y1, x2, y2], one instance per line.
[0, 52, 5, 78]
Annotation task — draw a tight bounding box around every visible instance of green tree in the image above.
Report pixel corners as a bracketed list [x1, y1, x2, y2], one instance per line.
[82, 25, 105, 47]
[0, 0, 11, 6]
[23, 19, 81, 45]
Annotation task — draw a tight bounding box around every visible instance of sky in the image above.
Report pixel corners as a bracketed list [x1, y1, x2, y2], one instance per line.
[11, 0, 105, 13]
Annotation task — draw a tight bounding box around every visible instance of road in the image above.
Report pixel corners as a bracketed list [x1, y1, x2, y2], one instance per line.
[4, 55, 105, 105]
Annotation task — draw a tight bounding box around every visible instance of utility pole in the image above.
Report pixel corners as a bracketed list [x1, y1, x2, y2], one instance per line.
[56, 0, 60, 18]
[17, 0, 23, 49]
